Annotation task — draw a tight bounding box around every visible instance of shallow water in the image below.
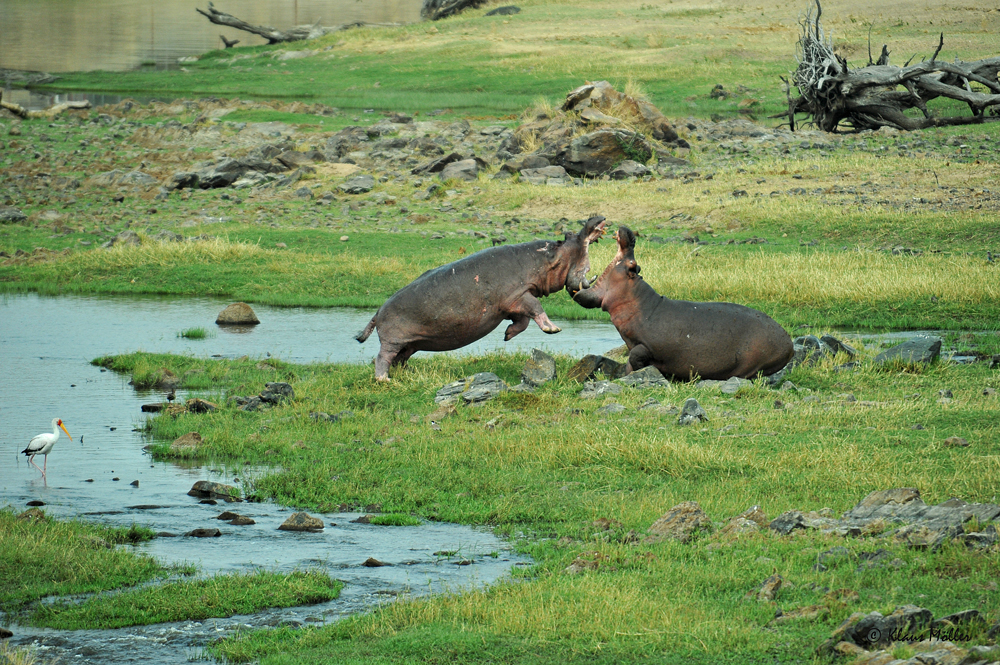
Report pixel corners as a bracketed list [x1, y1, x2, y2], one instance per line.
[0, 0, 422, 73]
[0, 292, 623, 662]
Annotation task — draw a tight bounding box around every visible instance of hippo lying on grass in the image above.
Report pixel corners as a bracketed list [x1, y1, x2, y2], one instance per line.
[356, 215, 608, 381]
[572, 225, 793, 381]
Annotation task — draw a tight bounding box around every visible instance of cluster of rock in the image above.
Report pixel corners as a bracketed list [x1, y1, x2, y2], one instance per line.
[228, 381, 295, 412]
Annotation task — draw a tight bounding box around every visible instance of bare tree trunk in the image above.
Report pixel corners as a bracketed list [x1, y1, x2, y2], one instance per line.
[196, 3, 403, 44]
[776, 0, 1000, 132]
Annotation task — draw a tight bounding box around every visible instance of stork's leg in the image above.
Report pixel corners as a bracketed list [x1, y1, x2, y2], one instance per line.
[28, 454, 44, 476]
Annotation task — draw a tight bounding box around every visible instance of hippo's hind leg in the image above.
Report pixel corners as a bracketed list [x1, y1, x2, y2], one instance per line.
[507, 293, 561, 337]
[374, 342, 418, 382]
[626, 344, 654, 374]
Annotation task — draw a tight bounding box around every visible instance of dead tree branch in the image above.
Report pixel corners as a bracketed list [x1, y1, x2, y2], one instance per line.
[196, 3, 403, 44]
[778, 0, 1000, 132]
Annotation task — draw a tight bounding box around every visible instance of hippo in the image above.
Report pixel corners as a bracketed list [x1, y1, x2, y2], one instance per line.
[356, 215, 608, 381]
[572, 226, 793, 381]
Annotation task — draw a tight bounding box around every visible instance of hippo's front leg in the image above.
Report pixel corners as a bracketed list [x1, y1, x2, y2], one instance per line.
[505, 293, 561, 339]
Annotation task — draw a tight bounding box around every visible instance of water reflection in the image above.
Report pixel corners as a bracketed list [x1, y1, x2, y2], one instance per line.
[0, 0, 422, 73]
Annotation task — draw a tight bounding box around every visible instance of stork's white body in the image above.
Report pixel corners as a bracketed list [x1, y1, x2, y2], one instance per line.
[22, 418, 71, 479]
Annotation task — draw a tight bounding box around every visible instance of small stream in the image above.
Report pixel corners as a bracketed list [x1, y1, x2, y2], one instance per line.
[0, 292, 625, 663]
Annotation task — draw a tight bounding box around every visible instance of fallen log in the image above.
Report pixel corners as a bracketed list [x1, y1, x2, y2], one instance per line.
[196, 3, 403, 44]
[421, 0, 488, 21]
[0, 91, 29, 119]
[776, 0, 1000, 132]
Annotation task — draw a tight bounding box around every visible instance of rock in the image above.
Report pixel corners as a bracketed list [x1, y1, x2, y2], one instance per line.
[770, 604, 829, 624]
[260, 382, 295, 404]
[435, 372, 509, 404]
[521, 348, 557, 386]
[0, 205, 27, 224]
[188, 480, 242, 502]
[363, 557, 389, 567]
[485, 5, 520, 15]
[171, 431, 203, 452]
[579, 380, 622, 399]
[185, 528, 221, 537]
[595, 403, 626, 415]
[310, 409, 354, 422]
[554, 128, 653, 177]
[427, 403, 457, 423]
[562, 80, 680, 143]
[750, 574, 782, 601]
[229, 515, 256, 526]
[89, 169, 158, 188]
[102, 230, 142, 249]
[618, 365, 671, 388]
[769, 510, 807, 535]
[439, 158, 479, 182]
[719, 376, 753, 394]
[677, 398, 708, 425]
[185, 398, 218, 413]
[216, 302, 260, 325]
[645, 500, 713, 543]
[278, 512, 324, 532]
[609, 159, 650, 179]
[217, 511, 240, 520]
[943, 436, 969, 447]
[412, 152, 465, 174]
[338, 174, 375, 194]
[874, 337, 942, 365]
[567, 354, 626, 382]
[0, 627, 12, 638]
[520, 165, 569, 184]
[18, 507, 45, 522]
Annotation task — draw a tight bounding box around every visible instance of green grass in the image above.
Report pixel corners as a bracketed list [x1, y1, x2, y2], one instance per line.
[29, 569, 342, 630]
[178, 326, 208, 339]
[0, 508, 180, 615]
[92, 347, 1000, 664]
[368, 513, 424, 527]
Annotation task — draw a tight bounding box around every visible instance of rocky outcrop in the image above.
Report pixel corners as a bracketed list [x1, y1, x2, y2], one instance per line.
[562, 80, 682, 144]
[216, 302, 259, 325]
[278, 512, 324, 532]
[0, 205, 27, 224]
[188, 480, 242, 502]
[645, 501, 713, 543]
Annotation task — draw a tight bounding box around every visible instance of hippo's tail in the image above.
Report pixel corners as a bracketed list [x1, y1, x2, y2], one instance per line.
[355, 317, 377, 343]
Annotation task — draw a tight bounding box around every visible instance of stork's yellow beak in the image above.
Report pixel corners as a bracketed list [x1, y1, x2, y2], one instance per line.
[59, 421, 72, 442]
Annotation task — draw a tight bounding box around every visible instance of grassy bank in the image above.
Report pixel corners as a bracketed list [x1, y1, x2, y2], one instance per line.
[97, 346, 1000, 663]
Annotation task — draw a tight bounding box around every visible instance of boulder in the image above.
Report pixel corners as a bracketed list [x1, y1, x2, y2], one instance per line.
[521, 348, 557, 386]
[553, 128, 653, 177]
[216, 302, 260, 325]
[567, 354, 626, 382]
[185, 398, 218, 413]
[677, 398, 708, 425]
[618, 366, 670, 388]
[562, 80, 681, 143]
[874, 337, 942, 365]
[609, 159, 650, 179]
[0, 205, 27, 224]
[645, 501, 713, 543]
[171, 432, 203, 452]
[188, 480, 242, 502]
[439, 158, 479, 182]
[579, 380, 622, 399]
[278, 512, 324, 532]
[185, 528, 222, 537]
[338, 173, 375, 194]
[412, 151, 465, 174]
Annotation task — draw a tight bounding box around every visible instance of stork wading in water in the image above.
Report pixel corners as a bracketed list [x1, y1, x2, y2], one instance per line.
[22, 418, 72, 479]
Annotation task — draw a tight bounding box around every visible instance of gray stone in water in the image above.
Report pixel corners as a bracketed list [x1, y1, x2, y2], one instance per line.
[188, 480, 242, 502]
[618, 365, 670, 388]
[595, 403, 626, 415]
[579, 380, 622, 399]
[0, 205, 27, 224]
[874, 337, 942, 365]
[185, 528, 222, 537]
[278, 512, 324, 532]
[521, 348, 557, 386]
[338, 173, 375, 194]
[216, 302, 260, 325]
[677, 397, 708, 425]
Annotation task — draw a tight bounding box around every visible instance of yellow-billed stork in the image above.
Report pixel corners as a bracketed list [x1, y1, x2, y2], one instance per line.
[22, 418, 72, 479]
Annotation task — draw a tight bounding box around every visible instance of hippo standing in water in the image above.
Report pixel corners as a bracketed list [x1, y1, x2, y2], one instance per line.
[572, 226, 793, 381]
[356, 215, 608, 381]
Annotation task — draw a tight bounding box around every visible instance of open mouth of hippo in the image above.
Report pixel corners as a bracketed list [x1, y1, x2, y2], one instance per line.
[566, 217, 608, 296]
